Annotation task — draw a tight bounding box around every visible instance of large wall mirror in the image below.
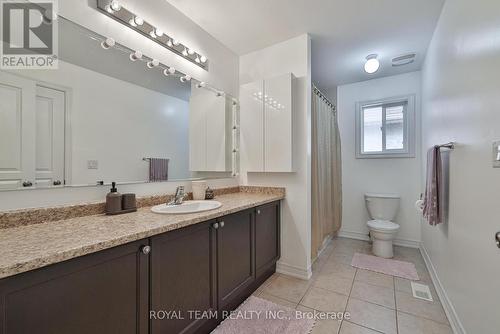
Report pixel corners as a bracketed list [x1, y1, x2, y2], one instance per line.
[0, 17, 239, 191]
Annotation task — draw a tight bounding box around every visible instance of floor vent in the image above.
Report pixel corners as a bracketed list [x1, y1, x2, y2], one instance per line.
[411, 282, 433, 302]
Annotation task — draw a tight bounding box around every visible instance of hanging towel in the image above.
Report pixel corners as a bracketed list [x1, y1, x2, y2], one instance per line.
[148, 158, 169, 182]
[423, 146, 443, 225]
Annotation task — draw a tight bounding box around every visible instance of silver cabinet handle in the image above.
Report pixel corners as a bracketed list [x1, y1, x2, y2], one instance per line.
[213, 222, 219, 229]
[141, 245, 151, 255]
[220, 221, 225, 228]
[495, 232, 500, 249]
[257, 209, 261, 215]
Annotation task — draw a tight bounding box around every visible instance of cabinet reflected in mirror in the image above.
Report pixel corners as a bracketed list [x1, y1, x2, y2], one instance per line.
[0, 18, 238, 191]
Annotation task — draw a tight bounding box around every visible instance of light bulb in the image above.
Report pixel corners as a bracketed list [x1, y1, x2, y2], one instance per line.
[163, 69, 171, 76]
[182, 48, 188, 56]
[149, 30, 157, 38]
[105, 5, 113, 13]
[129, 50, 142, 61]
[101, 37, 115, 49]
[200, 55, 207, 63]
[155, 28, 163, 37]
[180, 75, 191, 83]
[166, 39, 173, 47]
[147, 59, 159, 68]
[134, 16, 144, 26]
[195, 56, 200, 63]
[110, 1, 121, 11]
[173, 39, 180, 46]
[167, 67, 175, 74]
[188, 48, 195, 55]
[129, 18, 136, 27]
[364, 54, 380, 74]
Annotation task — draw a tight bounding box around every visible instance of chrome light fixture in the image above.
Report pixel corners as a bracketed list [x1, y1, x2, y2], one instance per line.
[97, 0, 208, 70]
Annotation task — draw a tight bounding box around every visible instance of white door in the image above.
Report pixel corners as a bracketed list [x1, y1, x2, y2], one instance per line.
[264, 73, 294, 172]
[35, 86, 65, 188]
[240, 80, 264, 172]
[0, 72, 36, 190]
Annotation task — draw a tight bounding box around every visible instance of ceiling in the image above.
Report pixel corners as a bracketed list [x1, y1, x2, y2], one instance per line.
[166, 0, 445, 90]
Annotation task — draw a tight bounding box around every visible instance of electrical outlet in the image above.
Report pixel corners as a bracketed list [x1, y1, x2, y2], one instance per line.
[493, 141, 500, 168]
[87, 160, 98, 169]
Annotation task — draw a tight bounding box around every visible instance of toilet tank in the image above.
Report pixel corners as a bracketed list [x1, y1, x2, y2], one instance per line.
[364, 193, 400, 221]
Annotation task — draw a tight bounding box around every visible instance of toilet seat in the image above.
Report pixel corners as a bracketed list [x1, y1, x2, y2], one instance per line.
[367, 220, 400, 231]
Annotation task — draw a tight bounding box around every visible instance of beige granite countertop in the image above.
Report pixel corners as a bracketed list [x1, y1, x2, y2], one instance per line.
[0, 192, 284, 279]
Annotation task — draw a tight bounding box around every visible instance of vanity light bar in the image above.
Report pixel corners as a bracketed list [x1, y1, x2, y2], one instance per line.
[97, 0, 208, 70]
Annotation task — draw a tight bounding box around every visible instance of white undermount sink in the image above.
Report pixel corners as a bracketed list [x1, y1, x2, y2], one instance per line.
[151, 200, 222, 214]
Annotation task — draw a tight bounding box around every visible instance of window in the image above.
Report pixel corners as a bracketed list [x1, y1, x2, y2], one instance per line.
[356, 95, 415, 158]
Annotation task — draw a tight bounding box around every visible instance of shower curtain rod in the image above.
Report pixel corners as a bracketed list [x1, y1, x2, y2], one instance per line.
[312, 85, 336, 112]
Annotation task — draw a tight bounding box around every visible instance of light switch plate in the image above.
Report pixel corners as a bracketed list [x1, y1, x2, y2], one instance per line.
[87, 160, 99, 169]
[493, 141, 500, 168]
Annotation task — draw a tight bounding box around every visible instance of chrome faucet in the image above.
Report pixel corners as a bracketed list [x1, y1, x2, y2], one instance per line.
[167, 186, 186, 205]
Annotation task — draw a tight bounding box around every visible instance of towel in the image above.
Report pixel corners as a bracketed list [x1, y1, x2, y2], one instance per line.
[423, 146, 443, 225]
[148, 158, 169, 182]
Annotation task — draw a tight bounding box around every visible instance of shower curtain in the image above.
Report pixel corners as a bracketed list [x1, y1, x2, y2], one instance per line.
[311, 86, 342, 260]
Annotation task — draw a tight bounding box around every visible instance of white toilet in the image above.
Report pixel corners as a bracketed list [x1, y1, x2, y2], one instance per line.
[365, 193, 401, 258]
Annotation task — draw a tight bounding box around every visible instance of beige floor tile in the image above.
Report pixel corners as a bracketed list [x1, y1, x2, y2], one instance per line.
[313, 273, 354, 296]
[397, 312, 453, 334]
[257, 292, 298, 309]
[321, 262, 357, 280]
[262, 275, 310, 303]
[355, 269, 394, 289]
[296, 305, 343, 334]
[350, 281, 395, 309]
[395, 291, 449, 325]
[254, 273, 280, 294]
[346, 298, 397, 334]
[339, 321, 383, 334]
[301, 287, 349, 312]
[326, 252, 355, 265]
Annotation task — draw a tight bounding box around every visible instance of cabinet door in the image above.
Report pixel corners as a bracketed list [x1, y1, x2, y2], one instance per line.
[217, 209, 255, 310]
[264, 73, 294, 172]
[0, 72, 36, 190]
[240, 80, 264, 172]
[151, 221, 217, 334]
[35, 86, 65, 188]
[255, 201, 281, 277]
[0, 239, 150, 334]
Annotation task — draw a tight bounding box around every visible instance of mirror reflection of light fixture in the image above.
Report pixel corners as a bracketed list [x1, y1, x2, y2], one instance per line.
[364, 54, 380, 74]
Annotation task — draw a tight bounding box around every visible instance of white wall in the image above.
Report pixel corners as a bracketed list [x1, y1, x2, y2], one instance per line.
[0, 0, 239, 210]
[337, 71, 422, 245]
[421, 0, 500, 332]
[240, 34, 312, 279]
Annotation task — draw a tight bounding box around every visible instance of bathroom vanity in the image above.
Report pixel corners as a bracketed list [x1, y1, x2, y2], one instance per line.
[0, 192, 281, 334]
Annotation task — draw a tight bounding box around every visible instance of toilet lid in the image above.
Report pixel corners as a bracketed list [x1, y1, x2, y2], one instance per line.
[367, 220, 400, 231]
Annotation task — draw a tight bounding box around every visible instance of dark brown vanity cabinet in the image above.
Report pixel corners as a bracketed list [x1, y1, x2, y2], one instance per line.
[0, 201, 281, 334]
[215, 209, 255, 311]
[255, 201, 281, 278]
[150, 220, 218, 334]
[0, 239, 150, 334]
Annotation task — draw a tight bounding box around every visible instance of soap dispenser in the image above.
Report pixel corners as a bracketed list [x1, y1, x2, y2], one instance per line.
[106, 182, 122, 215]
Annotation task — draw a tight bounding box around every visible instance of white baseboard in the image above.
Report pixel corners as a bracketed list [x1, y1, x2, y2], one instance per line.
[419, 244, 466, 334]
[338, 229, 420, 248]
[276, 261, 312, 281]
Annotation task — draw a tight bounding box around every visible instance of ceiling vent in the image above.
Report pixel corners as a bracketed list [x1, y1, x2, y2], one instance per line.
[392, 53, 416, 67]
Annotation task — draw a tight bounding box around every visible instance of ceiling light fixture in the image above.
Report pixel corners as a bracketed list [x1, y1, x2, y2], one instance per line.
[129, 50, 143, 61]
[101, 37, 115, 49]
[147, 59, 160, 68]
[364, 54, 380, 74]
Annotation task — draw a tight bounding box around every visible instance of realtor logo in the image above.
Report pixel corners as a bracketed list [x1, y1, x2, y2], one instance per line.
[1, 0, 58, 69]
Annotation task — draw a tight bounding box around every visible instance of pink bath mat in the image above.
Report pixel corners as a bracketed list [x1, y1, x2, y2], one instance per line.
[351, 253, 419, 280]
[212, 296, 315, 334]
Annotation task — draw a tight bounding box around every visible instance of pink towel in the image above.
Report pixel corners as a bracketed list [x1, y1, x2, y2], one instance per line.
[149, 158, 169, 182]
[423, 146, 443, 225]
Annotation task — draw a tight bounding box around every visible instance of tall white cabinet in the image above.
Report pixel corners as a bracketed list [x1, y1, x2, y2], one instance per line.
[240, 73, 295, 172]
[189, 84, 233, 172]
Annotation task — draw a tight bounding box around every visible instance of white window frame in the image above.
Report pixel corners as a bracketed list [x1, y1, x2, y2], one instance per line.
[355, 95, 415, 159]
